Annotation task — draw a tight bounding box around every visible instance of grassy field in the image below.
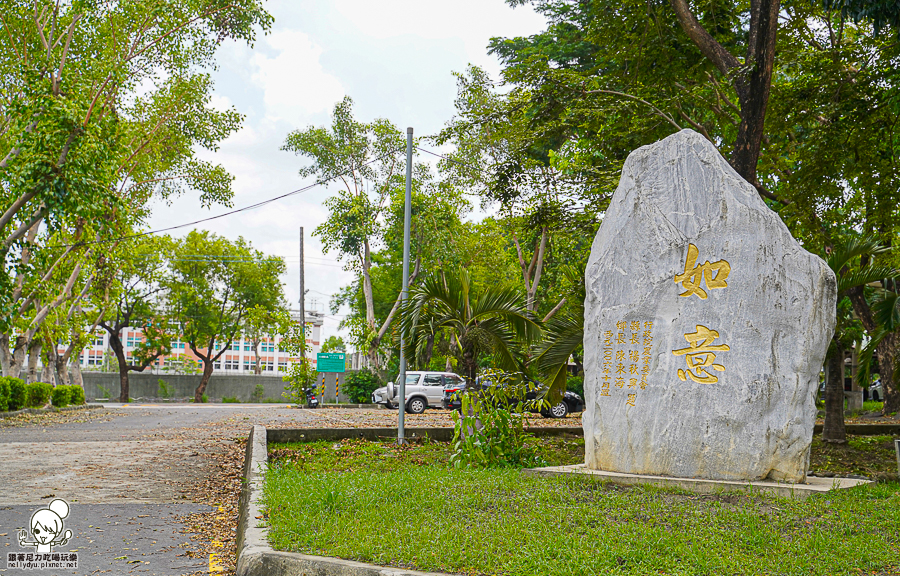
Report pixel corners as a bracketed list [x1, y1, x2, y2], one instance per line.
[263, 437, 900, 576]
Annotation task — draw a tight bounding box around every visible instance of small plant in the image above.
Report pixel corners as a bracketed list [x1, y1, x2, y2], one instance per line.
[158, 379, 175, 398]
[343, 368, 382, 404]
[450, 370, 544, 469]
[201, 393, 209, 403]
[97, 384, 111, 399]
[7, 377, 26, 410]
[26, 382, 53, 408]
[51, 386, 72, 408]
[222, 396, 240, 403]
[251, 384, 265, 403]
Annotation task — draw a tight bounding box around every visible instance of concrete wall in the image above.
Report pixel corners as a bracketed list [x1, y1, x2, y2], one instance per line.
[82, 371, 354, 402]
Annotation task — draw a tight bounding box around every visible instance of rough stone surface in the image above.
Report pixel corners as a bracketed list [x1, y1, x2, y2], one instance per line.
[583, 130, 836, 482]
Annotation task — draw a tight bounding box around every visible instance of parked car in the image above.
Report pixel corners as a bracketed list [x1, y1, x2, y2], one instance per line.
[869, 380, 883, 402]
[371, 371, 465, 414]
[441, 376, 584, 418]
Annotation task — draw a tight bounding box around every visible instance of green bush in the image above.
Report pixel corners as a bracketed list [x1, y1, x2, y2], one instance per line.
[51, 386, 72, 408]
[0, 378, 10, 412]
[69, 385, 86, 405]
[96, 384, 111, 399]
[7, 378, 26, 410]
[250, 384, 265, 403]
[343, 369, 382, 404]
[566, 375, 584, 398]
[26, 382, 53, 408]
[222, 396, 240, 403]
[201, 393, 208, 403]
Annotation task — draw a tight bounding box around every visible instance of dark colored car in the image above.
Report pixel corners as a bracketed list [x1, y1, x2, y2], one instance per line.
[441, 377, 584, 418]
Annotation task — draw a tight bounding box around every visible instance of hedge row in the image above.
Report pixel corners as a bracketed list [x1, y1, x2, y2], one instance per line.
[0, 378, 86, 411]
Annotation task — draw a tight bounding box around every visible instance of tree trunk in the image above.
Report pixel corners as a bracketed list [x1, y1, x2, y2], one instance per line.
[463, 346, 477, 390]
[195, 360, 214, 403]
[822, 341, 846, 443]
[7, 335, 28, 380]
[877, 331, 900, 415]
[41, 345, 56, 384]
[26, 339, 42, 384]
[55, 353, 70, 386]
[254, 340, 261, 375]
[0, 333, 10, 376]
[107, 330, 130, 402]
[70, 357, 83, 388]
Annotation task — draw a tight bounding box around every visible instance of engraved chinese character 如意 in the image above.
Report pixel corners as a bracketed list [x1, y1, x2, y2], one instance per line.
[674, 243, 731, 299]
[672, 324, 730, 384]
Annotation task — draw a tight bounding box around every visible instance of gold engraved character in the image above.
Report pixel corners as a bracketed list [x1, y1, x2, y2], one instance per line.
[629, 350, 640, 362]
[616, 363, 627, 375]
[644, 321, 653, 330]
[616, 350, 626, 360]
[616, 321, 626, 331]
[628, 378, 637, 389]
[674, 243, 731, 299]
[672, 324, 730, 384]
[616, 332, 626, 345]
[630, 321, 640, 331]
[600, 388, 611, 397]
[630, 333, 640, 345]
[626, 394, 636, 407]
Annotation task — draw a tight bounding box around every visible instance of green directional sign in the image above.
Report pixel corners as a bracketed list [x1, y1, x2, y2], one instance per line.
[316, 352, 346, 373]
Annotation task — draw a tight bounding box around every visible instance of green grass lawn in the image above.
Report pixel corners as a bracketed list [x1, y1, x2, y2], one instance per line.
[263, 437, 900, 576]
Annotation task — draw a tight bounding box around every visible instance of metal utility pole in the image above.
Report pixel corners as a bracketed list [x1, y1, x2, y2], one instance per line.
[299, 227, 306, 345]
[398, 127, 413, 444]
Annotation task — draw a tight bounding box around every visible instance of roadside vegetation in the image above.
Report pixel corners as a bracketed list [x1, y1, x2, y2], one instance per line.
[264, 438, 900, 576]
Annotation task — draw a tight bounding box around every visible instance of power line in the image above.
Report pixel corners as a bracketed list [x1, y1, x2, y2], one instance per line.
[51, 149, 404, 248]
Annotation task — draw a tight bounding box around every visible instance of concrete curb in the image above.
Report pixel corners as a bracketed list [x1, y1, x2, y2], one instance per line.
[0, 403, 104, 419]
[236, 425, 460, 576]
[266, 426, 584, 444]
[813, 423, 900, 435]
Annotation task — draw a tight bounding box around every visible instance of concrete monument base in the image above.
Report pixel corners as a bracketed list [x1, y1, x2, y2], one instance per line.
[524, 464, 871, 500]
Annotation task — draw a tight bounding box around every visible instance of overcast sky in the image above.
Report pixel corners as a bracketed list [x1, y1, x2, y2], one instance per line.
[145, 0, 546, 348]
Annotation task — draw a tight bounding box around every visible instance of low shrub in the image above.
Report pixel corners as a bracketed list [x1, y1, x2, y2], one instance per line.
[343, 368, 382, 404]
[201, 393, 208, 403]
[26, 382, 53, 408]
[0, 378, 10, 412]
[222, 396, 240, 403]
[69, 385, 86, 405]
[51, 386, 72, 408]
[7, 378, 26, 410]
[96, 384, 111, 399]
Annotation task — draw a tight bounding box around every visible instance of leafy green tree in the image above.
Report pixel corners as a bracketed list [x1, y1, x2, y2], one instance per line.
[244, 305, 291, 375]
[822, 237, 896, 441]
[342, 368, 382, 404]
[280, 324, 318, 404]
[0, 0, 270, 372]
[320, 336, 345, 353]
[99, 236, 175, 402]
[168, 231, 286, 403]
[401, 270, 541, 387]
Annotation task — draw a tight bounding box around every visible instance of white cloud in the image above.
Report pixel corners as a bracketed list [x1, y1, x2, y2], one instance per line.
[251, 30, 345, 125]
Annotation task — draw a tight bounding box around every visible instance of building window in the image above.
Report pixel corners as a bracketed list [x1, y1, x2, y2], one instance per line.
[87, 355, 101, 365]
[278, 361, 287, 372]
[224, 359, 239, 370]
[127, 336, 141, 347]
[93, 336, 104, 346]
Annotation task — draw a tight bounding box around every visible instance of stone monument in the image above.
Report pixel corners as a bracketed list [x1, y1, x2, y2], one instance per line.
[583, 129, 836, 482]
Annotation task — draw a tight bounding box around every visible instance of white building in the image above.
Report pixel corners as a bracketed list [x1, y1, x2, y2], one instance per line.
[75, 309, 324, 375]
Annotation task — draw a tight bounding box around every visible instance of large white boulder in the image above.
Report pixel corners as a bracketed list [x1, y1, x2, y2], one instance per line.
[583, 130, 835, 482]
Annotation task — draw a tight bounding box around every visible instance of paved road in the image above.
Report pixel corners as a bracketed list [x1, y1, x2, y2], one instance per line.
[0, 404, 331, 575]
[0, 402, 540, 574]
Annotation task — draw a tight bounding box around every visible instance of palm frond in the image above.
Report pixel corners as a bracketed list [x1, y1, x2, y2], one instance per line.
[872, 290, 900, 331]
[826, 234, 889, 275]
[533, 306, 584, 397]
[837, 266, 898, 295]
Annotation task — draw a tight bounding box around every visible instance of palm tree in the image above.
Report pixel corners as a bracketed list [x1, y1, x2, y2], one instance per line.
[400, 270, 541, 387]
[822, 235, 897, 442]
